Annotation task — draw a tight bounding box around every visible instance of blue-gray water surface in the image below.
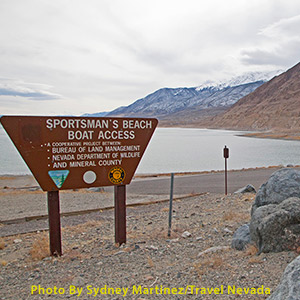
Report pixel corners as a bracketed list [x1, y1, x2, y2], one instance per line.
[0, 127, 299, 175]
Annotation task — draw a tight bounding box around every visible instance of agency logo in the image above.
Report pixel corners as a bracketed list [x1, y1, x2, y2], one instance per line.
[108, 167, 126, 184]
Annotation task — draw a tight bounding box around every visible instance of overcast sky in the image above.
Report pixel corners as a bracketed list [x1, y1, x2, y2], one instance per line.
[1, 0, 300, 116]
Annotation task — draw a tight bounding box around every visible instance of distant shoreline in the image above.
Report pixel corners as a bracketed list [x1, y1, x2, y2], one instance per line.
[239, 132, 300, 141]
[159, 125, 300, 141]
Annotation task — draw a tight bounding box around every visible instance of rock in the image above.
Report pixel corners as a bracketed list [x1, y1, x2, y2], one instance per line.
[250, 197, 300, 253]
[267, 255, 300, 300]
[42, 257, 52, 262]
[71, 276, 85, 287]
[234, 184, 256, 194]
[144, 275, 154, 281]
[88, 187, 104, 192]
[197, 246, 230, 257]
[13, 239, 22, 244]
[224, 227, 233, 234]
[29, 187, 40, 191]
[114, 251, 126, 256]
[146, 245, 158, 251]
[252, 168, 300, 214]
[182, 231, 192, 238]
[231, 224, 251, 250]
[166, 238, 179, 243]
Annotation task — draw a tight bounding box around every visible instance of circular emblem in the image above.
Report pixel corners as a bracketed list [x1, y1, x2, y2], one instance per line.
[108, 167, 126, 184]
[83, 170, 97, 184]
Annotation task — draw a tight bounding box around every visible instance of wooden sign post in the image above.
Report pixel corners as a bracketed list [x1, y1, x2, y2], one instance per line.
[114, 185, 126, 245]
[0, 116, 158, 254]
[47, 191, 62, 256]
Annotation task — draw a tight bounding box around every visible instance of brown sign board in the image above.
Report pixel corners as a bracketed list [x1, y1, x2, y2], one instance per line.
[223, 146, 229, 159]
[0, 116, 158, 191]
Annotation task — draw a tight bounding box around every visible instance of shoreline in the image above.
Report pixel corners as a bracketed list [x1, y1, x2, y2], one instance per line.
[159, 125, 300, 141]
[134, 164, 300, 179]
[239, 132, 300, 141]
[1, 164, 299, 182]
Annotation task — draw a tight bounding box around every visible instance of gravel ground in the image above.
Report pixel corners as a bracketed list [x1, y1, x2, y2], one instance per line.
[0, 192, 298, 300]
[0, 188, 176, 223]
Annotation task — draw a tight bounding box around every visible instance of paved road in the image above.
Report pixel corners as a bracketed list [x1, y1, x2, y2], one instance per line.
[2, 167, 299, 196]
[1, 166, 299, 236]
[127, 167, 300, 195]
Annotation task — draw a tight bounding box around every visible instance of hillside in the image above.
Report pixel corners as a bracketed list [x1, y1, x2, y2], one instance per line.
[207, 62, 300, 132]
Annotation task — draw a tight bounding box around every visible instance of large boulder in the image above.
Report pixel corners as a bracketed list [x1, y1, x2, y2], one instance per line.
[252, 168, 300, 214]
[250, 197, 300, 253]
[267, 255, 300, 300]
[231, 224, 251, 250]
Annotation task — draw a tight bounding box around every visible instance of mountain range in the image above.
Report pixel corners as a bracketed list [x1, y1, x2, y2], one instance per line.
[85, 64, 300, 134]
[85, 70, 281, 127]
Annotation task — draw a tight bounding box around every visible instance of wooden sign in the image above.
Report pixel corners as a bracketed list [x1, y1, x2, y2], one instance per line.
[0, 116, 158, 191]
[223, 145, 229, 159]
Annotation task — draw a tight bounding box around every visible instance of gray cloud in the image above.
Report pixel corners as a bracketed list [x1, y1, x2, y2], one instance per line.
[241, 14, 300, 68]
[0, 79, 61, 100]
[241, 45, 300, 67]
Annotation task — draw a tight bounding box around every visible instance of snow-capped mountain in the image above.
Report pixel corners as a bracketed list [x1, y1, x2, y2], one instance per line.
[195, 70, 282, 91]
[108, 81, 264, 118]
[85, 70, 283, 123]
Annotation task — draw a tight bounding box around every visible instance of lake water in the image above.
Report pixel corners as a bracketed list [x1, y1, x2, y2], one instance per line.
[0, 126, 300, 175]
